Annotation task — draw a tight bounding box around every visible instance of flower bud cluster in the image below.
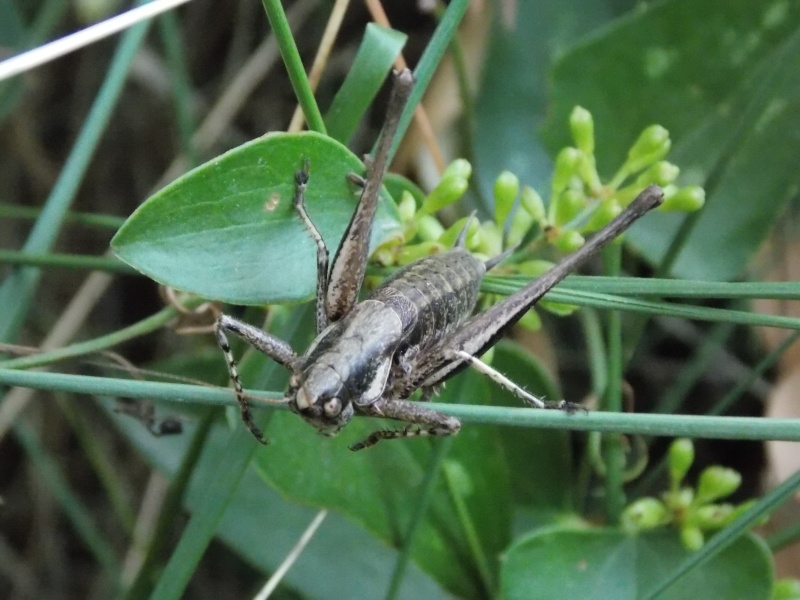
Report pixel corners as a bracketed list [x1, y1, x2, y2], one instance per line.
[621, 438, 752, 550]
[372, 108, 705, 328]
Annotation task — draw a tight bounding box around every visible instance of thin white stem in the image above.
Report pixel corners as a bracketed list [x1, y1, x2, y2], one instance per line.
[0, 0, 193, 82]
[253, 509, 328, 600]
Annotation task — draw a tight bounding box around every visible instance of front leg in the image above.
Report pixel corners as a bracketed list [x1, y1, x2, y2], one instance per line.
[292, 160, 330, 334]
[350, 397, 461, 451]
[216, 314, 299, 444]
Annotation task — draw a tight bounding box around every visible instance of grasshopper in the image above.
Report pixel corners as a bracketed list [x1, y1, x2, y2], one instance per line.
[215, 69, 663, 450]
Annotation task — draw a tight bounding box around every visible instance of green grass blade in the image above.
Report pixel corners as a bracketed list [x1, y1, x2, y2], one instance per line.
[14, 421, 122, 586]
[386, 0, 470, 162]
[0, 5, 152, 341]
[4, 368, 800, 442]
[642, 468, 800, 600]
[261, 0, 325, 133]
[484, 276, 800, 300]
[0, 250, 136, 274]
[147, 307, 310, 600]
[325, 23, 407, 144]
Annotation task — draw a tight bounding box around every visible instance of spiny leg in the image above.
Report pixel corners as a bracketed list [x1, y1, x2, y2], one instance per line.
[215, 314, 299, 444]
[292, 160, 330, 334]
[349, 397, 461, 451]
[450, 350, 579, 412]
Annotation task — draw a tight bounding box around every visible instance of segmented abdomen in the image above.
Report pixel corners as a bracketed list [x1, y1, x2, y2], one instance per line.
[368, 248, 485, 351]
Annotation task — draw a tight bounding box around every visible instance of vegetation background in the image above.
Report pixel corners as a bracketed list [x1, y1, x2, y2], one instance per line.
[1, 0, 800, 598]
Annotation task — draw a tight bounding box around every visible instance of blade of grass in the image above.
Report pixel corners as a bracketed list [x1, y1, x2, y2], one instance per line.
[0, 304, 191, 370]
[325, 23, 407, 144]
[601, 244, 625, 524]
[14, 420, 122, 587]
[385, 0, 470, 163]
[122, 408, 215, 599]
[385, 437, 453, 600]
[5, 368, 800, 442]
[538, 289, 800, 331]
[0, 203, 126, 229]
[0, 250, 137, 274]
[642, 468, 800, 600]
[157, 10, 198, 167]
[261, 0, 325, 134]
[483, 276, 800, 300]
[0, 1, 152, 341]
[147, 306, 309, 600]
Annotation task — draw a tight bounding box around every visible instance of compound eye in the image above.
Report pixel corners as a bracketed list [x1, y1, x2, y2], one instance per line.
[322, 397, 343, 418]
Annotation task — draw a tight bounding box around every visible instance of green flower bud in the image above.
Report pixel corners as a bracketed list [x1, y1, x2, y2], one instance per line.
[506, 206, 535, 248]
[372, 246, 396, 267]
[553, 229, 585, 252]
[416, 214, 446, 242]
[443, 460, 474, 496]
[550, 189, 587, 226]
[539, 300, 578, 317]
[625, 125, 671, 174]
[668, 438, 695, 486]
[665, 486, 694, 512]
[552, 147, 582, 195]
[621, 497, 668, 532]
[696, 467, 741, 504]
[636, 161, 680, 187]
[520, 185, 547, 224]
[518, 309, 542, 331]
[396, 241, 445, 265]
[517, 260, 554, 277]
[438, 215, 480, 248]
[570, 106, 595, 155]
[680, 525, 705, 551]
[577, 152, 602, 192]
[723, 500, 759, 526]
[494, 170, 520, 228]
[398, 190, 417, 223]
[421, 175, 469, 215]
[659, 185, 706, 212]
[443, 158, 472, 181]
[773, 578, 800, 600]
[689, 503, 734, 529]
[474, 221, 503, 257]
[583, 198, 622, 232]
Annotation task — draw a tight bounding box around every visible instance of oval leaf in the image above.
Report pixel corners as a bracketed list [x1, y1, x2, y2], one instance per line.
[499, 527, 772, 600]
[112, 131, 401, 304]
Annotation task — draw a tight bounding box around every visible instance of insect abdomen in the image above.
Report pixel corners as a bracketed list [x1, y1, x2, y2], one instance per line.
[369, 248, 485, 349]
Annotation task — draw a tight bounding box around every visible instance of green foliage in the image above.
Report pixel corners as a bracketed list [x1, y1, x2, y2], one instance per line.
[6, 0, 800, 598]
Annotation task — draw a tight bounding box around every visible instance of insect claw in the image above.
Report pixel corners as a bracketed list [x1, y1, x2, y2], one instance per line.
[545, 399, 587, 414]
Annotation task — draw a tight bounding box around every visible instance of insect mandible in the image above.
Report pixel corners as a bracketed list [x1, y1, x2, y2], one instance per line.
[215, 69, 663, 450]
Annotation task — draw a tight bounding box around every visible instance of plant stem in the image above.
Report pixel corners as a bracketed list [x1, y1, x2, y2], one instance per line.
[602, 242, 625, 524]
[261, 0, 326, 134]
[4, 369, 800, 441]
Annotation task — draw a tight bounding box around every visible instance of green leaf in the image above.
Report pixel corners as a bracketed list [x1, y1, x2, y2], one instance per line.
[325, 23, 407, 144]
[499, 528, 773, 600]
[107, 377, 447, 598]
[473, 1, 617, 207]
[491, 341, 573, 509]
[542, 0, 800, 280]
[111, 132, 401, 305]
[253, 370, 512, 598]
